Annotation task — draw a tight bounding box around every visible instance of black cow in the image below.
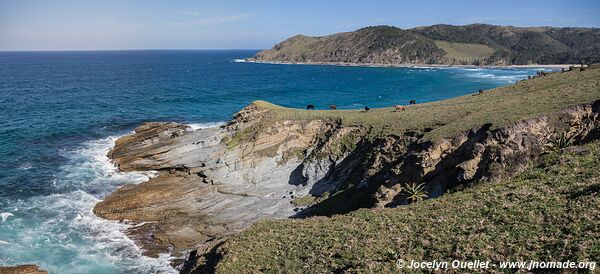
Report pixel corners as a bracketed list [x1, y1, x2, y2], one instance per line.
[306, 104, 315, 110]
[409, 100, 416, 105]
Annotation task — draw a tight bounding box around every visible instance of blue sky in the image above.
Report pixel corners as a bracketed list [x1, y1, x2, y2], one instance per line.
[1, 0, 599, 50]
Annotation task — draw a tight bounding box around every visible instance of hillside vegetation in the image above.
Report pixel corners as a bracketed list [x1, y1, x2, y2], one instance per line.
[213, 140, 600, 273]
[251, 24, 600, 65]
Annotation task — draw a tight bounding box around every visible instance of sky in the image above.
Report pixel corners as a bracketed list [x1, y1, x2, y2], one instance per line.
[1, 0, 599, 51]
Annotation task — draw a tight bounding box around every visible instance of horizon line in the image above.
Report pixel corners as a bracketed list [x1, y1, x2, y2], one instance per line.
[0, 48, 265, 52]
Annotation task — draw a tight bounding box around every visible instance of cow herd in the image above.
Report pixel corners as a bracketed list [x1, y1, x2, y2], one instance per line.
[305, 103, 412, 112]
[303, 86, 497, 112]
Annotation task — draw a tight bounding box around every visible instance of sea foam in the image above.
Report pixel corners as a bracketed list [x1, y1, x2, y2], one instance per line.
[187, 121, 226, 131]
[0, 212, 13, 222]
[0, 134, 175, 273]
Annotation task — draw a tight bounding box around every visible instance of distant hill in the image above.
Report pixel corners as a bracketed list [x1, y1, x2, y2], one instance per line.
[250, 24, 600, 66]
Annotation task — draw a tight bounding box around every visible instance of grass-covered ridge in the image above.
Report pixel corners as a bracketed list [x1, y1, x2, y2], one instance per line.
[229, 67, 600, 146]
[214, 140, 600, 273]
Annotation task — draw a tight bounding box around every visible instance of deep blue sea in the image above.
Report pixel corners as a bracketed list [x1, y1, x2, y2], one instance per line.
[0, 50, 552, 273]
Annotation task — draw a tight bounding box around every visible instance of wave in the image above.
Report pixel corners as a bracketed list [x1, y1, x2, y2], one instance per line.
[463, 72, 530, 83]
[18, 163, 32, 170]
[187, 121, 226, 131]
[0, 212, 13, 222]
[412, 66, 437, 70]
[232, 58, 246, 63]
[460, 68, 483, 72]
[0, 134, 175, 273]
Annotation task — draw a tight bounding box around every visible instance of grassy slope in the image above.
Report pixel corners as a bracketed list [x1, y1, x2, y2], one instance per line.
[434, 40, 495, 59]
[254, 34, 320, 61]
[232, 67, 600, 145]
[215, 140, 600, 273]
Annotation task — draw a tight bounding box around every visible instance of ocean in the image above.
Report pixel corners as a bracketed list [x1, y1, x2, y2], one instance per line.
[0, 50, 551, 273]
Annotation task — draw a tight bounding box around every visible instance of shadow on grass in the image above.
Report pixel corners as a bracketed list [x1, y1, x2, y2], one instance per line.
[568, 182, 600, 200]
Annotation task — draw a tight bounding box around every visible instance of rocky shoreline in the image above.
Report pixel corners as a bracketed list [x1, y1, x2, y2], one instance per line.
[92, 110, 335, 265]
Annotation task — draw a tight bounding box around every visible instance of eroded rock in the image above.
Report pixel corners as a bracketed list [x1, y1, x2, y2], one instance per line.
[375, 103, 600, 207]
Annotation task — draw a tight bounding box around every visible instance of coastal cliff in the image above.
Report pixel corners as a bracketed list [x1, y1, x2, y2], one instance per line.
[93, 67, 600, 271]
[249, 24, 600, 66]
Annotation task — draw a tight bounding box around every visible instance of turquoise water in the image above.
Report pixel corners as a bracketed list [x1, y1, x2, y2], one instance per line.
[0, 50, 551, 273]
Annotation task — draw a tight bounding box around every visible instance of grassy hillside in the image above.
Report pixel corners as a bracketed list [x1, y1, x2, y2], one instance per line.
[213, 138, 600, 273]
[252, 24, 600, 65]
[434, 41, 495, 59]
[254, 34, 320, 61]
[229, 67, 600, 146]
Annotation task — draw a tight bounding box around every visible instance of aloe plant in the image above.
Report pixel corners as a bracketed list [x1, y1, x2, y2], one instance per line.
[546, 130, 576, 150]
[404, 183, 428, 204]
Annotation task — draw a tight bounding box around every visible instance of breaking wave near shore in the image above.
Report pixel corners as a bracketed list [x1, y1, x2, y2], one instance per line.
[0, 133, 177, 273]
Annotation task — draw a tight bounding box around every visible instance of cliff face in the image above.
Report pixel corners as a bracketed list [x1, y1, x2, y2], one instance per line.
[250, 24, 600, 66]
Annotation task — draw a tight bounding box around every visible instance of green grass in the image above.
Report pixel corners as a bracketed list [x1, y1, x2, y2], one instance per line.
[254, 34, 320, 61]
[434, 40, 495, 59]
[214, 140, 600, 273]
[229, 67, 600, 147]
[291, 192, 331, 207]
